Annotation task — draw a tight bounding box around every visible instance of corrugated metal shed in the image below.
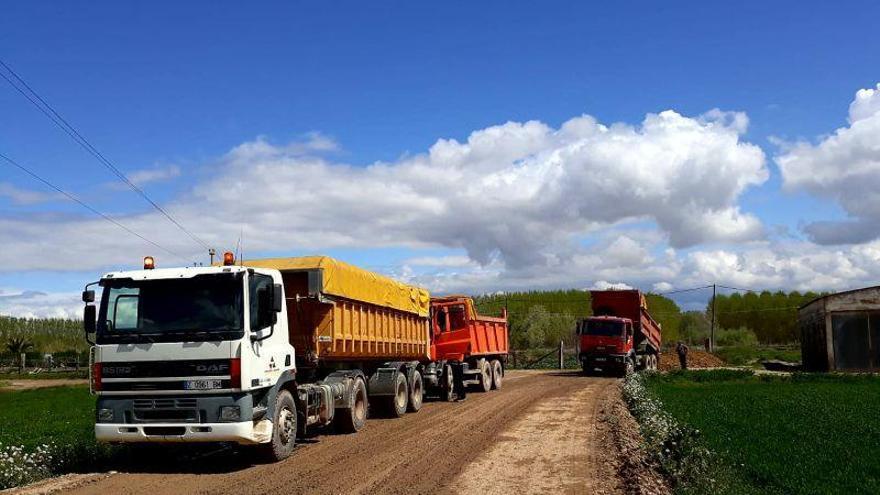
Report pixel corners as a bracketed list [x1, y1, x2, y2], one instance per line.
[798, 286, 880, 371]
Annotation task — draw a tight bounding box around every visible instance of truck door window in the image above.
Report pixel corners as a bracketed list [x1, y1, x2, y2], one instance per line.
[449, 306, 466, 331]
[110, 288, 140, 331]
[436, 310, 448, 332]
[250, 273, 276, 331]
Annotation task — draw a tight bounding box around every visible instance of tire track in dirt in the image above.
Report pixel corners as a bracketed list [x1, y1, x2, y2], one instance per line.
[61, 371, 620, 495]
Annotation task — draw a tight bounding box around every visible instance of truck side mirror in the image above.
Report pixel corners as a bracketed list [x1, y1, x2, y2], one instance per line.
[273, 284, 283, 312]
[84, 305, 96, 343]
[82, 290, 95, 303]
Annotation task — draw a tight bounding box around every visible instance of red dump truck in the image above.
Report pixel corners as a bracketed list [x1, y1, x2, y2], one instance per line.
[576, 290, 661, 376]
[430, 295, 509, 397]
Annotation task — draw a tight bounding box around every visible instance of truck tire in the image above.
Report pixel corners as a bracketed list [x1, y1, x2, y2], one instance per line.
[384, 371, 409, 418]
[407, 370, 423, 413]
[260, 389, 297, 461]
[581, 361, 593, 376]
[439, 364, 455, 402]
[335, 376, 368, 433]
[490, 359, 503, 390]
[477, 360, 492, 393]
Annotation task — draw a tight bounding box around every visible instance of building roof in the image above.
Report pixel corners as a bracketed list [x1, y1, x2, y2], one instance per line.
[800, 285, 880, 311]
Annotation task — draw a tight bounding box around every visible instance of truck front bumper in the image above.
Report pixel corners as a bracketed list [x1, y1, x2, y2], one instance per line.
[96, 419, 272, 444]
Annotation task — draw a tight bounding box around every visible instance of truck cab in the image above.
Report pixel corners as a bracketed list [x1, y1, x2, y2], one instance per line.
[83, 257, 307, 459]
[576, 316, 635, 375]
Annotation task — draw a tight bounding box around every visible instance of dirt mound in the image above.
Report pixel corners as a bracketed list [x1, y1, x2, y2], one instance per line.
[658, 350, 724, 371]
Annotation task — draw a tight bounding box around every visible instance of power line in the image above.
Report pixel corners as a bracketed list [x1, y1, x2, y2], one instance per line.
[0, 58, 212, 253]
[718, 285, 760, 293]
[659, 285, 714, 295]
[0, 152, 186, 261]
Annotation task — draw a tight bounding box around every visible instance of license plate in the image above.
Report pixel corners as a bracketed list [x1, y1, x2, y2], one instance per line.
[184, 379, 222, 390]
[594, 357, 607, 362]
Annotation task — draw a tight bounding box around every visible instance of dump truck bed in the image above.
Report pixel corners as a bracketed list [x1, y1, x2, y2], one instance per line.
[244, 257, 431, 363]
[431, 296, 508, 362]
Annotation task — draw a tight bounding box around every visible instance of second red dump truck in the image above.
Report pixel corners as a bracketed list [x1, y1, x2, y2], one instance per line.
[430, 295, 509, 397]
[576, 290, 661, 376]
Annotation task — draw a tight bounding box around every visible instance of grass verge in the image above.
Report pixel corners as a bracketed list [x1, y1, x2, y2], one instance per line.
[712, 346, 801, 367]
[0, 384, 118, 489]
[639, 370, 880, 494]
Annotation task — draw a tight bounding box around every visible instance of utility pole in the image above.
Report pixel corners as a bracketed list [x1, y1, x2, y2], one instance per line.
[710, 284, 717, 352]
[209, 248, 216, 266]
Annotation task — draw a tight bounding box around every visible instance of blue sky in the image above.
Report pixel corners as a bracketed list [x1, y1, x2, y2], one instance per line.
[2, 1, 880, 316]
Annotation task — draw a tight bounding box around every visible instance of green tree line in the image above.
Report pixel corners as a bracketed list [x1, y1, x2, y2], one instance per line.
[708, 291, 821, 344]
[0, 316, 86, 362]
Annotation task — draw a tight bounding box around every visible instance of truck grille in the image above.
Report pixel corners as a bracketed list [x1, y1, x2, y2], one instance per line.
[132, 398, 200, 423]
[102, 380, 231, 392]
[133, 398, 198, 409]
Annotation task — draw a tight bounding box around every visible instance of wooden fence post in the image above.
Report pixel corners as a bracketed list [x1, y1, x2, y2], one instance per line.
[558, 341, 564, 369]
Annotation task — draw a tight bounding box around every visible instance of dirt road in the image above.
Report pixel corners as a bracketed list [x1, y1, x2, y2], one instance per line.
[2, 379, 88, 391]
[60, 370, 623, 495]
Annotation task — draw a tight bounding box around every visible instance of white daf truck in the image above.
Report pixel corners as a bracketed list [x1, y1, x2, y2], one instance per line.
[82, 253, 440, 461]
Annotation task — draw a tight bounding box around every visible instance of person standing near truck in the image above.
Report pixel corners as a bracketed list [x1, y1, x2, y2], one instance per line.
[676, 341, 689, 370]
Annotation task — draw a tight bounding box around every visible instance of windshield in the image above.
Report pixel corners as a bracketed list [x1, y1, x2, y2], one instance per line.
[97, 273, 244, 343]
[584, 319, 624, 337]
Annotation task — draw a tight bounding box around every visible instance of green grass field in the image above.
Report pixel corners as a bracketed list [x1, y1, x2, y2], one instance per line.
[0, 385, 95, 450]
[646, 371, 880, 494]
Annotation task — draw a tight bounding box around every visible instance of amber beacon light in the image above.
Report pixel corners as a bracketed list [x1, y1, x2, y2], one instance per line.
[143, 256, 155, 270]
[223, 251, 235, 266]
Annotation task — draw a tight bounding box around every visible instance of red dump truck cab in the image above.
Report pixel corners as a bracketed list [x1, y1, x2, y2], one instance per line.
[430, 296, 509, 392]
[577, 290, 661, 376]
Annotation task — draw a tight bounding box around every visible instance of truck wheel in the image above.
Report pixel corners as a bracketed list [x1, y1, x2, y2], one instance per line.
[335, 376, 368, 433]
[407, 370, 423, 413]
[261, 389, 297, 461]
[477, 360, 492, 393]
[439, 364, 455, 402]
[581, 361, 592, 375]
[385, 371, 409, 418]
[490, 360, 503, 390]
[649, 355, 657, 370]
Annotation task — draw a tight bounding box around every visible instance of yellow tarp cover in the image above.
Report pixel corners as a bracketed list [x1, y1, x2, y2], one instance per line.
[243, 256, 431, 317]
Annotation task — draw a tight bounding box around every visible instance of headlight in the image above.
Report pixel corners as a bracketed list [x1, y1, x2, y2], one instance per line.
[97, 408, 114, 422]
[219, 406, 241, 422]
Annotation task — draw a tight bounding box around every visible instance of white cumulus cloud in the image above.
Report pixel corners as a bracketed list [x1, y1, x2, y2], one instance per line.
[777, 83, 880, 244]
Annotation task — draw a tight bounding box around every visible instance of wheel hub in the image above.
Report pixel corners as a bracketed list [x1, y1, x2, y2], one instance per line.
[278, 407, 295, 444]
